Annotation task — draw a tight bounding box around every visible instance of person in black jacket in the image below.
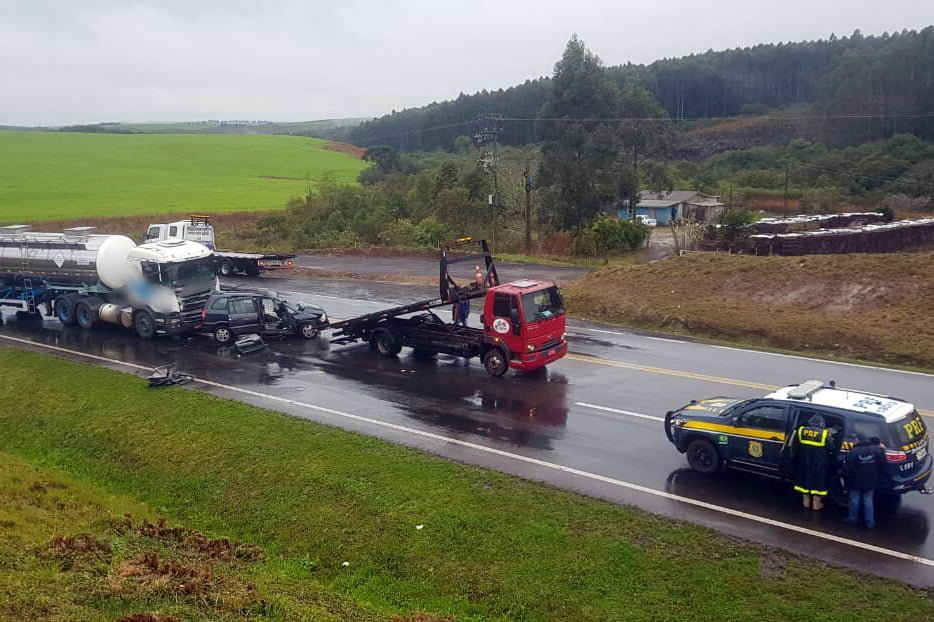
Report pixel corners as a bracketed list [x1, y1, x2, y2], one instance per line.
[842, 434, 886, 528]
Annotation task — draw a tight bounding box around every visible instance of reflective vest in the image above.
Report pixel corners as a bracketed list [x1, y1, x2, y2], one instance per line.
[797, 425, 829, 447]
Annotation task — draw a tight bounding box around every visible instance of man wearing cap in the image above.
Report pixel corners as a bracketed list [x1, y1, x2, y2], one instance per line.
[842, 434, 886, 528]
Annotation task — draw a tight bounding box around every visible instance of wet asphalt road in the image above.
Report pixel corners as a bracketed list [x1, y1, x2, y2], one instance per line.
[2, 273, 933, 585]
[293, 253, 592, 284]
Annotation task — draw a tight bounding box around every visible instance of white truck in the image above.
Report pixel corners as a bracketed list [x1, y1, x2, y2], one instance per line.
[144, 215, 296, 277]
[0, 225, 217, 338]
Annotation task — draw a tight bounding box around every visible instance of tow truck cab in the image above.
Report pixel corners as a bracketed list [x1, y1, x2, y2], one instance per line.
[481, 280, 567, 372]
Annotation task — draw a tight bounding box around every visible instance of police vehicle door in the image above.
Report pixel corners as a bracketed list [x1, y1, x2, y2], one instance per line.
[727, 403, 790, 473]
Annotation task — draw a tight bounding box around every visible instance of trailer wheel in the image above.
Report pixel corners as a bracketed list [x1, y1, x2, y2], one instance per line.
[75, 301, 96, 330]
[299, 323, 318, 339]
[245, 264, 260, 277]
[55, 296, 76, 326]
[372, 330, 402, 357]
[219, 260, 233, 277]
[482, 348, 509, 377]
[134, 311, 155, 340]
[214, 325, 232, 344]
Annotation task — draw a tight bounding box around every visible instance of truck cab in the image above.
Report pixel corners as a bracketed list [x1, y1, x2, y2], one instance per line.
[481, 280, 567, 373]
[145, 217, 215, 249]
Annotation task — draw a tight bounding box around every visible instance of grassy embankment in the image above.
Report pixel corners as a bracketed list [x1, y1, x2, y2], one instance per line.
[0, 130, 366, 222]
[565, 251, 934, 371]
[0, 348, 932, 621]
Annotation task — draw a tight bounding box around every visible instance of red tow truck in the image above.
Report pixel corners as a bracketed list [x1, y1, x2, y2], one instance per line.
[327, 238, 568, 376]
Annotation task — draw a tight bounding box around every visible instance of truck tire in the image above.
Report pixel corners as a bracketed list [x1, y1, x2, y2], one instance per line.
[55, 296, 76, 326]
[372, 330, 402, 357]
[685, 438, 722, 475]
[482, 348, 509, 377]
[74, 301, 97, 330]
[299, 323, 318, 339]
[213, 324, 232, 344]
[219, 260, 233, 277]
[134, 310, 155, 339]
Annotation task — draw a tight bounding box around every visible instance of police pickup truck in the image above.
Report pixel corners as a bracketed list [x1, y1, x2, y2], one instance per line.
[664, 380, 932, 505]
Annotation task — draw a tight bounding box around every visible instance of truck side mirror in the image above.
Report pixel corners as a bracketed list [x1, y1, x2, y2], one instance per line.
[509, 308, 520, 326]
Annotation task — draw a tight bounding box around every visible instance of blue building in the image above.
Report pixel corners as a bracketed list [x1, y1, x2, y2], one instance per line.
[618, 191, 724, 225]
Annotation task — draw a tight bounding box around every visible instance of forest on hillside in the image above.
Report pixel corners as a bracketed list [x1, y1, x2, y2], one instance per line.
[347, 27, 934, 152]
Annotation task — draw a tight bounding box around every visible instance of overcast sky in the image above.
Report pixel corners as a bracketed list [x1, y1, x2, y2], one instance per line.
[1, 0, 931, 126]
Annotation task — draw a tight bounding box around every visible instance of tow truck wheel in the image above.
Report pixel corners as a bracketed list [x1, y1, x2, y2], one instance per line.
[219, 260, 233, 277]
[373, 331, 401, 357]
[685, 438, 721, 475]
[214, 325, 232, 344]
[299, 323, 318, 339]
[482, 348, 508, 377]
[134, 311, 155, 340]
[55, 297, 76, 326]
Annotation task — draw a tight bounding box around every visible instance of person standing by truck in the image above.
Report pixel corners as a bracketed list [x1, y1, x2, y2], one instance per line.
[791, 414, 835, 510]
[842, 434, 886, 528]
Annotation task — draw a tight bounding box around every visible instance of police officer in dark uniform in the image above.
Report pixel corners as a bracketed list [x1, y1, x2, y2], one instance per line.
[842, 434, 886, 528]
[791, 414, 835, 510]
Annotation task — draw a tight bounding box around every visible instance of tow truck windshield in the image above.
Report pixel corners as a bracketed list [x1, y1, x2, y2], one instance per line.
[161, 258, 216, 288]
[522, 286, 565, 322]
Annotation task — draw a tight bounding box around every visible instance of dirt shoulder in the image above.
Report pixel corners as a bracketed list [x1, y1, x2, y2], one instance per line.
[563, 251, 934, 371]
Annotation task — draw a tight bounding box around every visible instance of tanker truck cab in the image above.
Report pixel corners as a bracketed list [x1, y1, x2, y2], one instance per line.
[482, 280, 567, 373]
[125, 240, 217, 337]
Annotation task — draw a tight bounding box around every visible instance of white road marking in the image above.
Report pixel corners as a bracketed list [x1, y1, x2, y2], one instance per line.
[706, 344, 934, 379]
[575, 402, 665, 422]
[575, 327, 687, 344]
[2, 333, 933, 570]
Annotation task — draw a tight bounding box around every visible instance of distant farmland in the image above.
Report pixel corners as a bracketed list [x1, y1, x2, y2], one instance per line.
[0, 130, 368, 222]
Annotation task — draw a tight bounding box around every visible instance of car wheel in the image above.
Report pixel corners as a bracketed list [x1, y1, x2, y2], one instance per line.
[685, 438, 721, 475]
[214, 325, 232, 344]
[134, 311, 155, 340]
[219, 260, 233, 277]
[482, 348, 508, 377]
[299, 323, 318, 339]
[75, 301, 95, 329]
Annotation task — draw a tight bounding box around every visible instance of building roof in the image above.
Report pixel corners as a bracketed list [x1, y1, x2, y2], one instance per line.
[636, 190, 722, 208]
[764, 382, 915, 423]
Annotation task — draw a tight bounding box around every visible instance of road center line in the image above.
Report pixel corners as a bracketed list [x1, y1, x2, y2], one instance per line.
[2, 333, 933, 570]
[575, 402, 665, 422]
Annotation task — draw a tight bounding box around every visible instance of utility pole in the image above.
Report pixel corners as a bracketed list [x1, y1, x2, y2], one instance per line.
[474, 114, 502, 254]
[523, 160, 534, 253]
[783, 162, 790, 213]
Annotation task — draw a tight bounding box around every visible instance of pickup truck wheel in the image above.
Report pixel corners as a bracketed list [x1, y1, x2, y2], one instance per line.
[134, 311, 155, 340]
[75, 301, 96, 329]
[219, 260, 233, 277]
[214, 325, 232, 344]
[55, 297, 76, 326]
[685, 438, 721, 475]
[482, 348, 509, 377]
[299, 323, 318, 339]
[373, 331, 401, 357]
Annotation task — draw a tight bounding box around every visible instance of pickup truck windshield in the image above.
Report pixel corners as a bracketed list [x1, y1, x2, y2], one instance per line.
[521, 286, 565, 322]
[161, 258, 216, 288]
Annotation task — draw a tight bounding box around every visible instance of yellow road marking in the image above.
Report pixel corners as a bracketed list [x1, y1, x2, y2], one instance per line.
[565, 352, 934, 420]
[565, 353, 776, 391]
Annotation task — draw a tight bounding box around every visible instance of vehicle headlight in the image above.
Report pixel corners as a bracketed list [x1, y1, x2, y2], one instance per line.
[672, 417, 685, 428]
[320, 313, 327, 322]
[527, 343, 535, 352]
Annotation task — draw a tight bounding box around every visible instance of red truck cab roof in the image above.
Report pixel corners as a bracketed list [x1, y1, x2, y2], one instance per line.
[489, 279, 554, 295]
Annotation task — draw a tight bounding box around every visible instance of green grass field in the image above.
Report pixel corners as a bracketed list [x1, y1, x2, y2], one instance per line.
[1, 347, 932, 621]
[0, 130, 367, 222]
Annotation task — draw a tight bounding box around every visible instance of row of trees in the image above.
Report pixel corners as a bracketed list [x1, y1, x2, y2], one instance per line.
[347, 27, 934, 151]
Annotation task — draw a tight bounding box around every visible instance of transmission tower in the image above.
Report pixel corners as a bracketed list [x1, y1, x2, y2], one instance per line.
[474, 114, 503, 253]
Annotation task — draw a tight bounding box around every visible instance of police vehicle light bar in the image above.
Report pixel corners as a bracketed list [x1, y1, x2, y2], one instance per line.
[787, 379, 825, 401]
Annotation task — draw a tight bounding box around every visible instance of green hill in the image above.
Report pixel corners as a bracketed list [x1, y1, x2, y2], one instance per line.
[0, 130, 367, 222]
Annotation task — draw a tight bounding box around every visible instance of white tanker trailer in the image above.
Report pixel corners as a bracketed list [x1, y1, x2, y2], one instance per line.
[0, 225, 217, 338]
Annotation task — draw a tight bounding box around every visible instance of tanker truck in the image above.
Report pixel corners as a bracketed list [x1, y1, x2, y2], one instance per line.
[0, 225, 217, 339]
